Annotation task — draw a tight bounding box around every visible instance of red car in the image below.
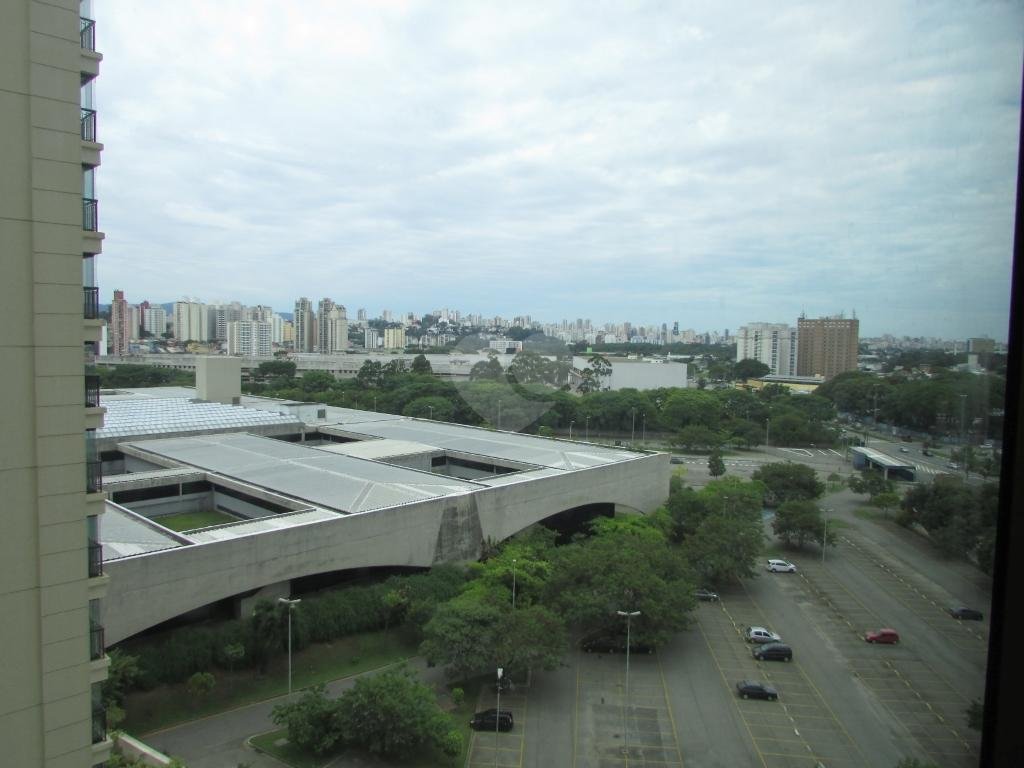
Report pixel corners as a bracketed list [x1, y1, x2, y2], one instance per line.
[865, 628, 900, 644]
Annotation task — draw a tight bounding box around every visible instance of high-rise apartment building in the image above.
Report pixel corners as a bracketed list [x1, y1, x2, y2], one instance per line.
[796, 315, 860, 380]
[227, 320, 272, 357]
[736, 323, 798, 376]
[142, 307, 167, 337]
[321, 305, 349, 353]
[383, 327, 407, 349]
[110, 289, 130, 356]
[1, 1, 112, 764]
[294, 297, 315, 352]
[172, 299, 207, 342]
[208, 303, 242, 342]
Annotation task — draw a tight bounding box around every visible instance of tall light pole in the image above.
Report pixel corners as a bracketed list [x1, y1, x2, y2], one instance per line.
[278, 597, 301, 698]
[495, 666, 503, 767]
[631, 408, 636, 443]
[641, 412, 646, 443]
[959, 393, 967, 444]
[765, 418, 770, 448]
[585, 416, 590, 441]
[569, 420, 575, 440]
[821, 512, 830, 563]
[497, 400, 502, 430]
[511, 558, 517, 611]
[427, 405, 433, 420]
[617, 609, 641, 761]
[373, 395, 377, 412]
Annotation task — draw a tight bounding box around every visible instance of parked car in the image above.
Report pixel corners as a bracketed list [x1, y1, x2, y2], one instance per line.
[864, 628, 900, 644]
[745, 626, 782, 644]
[947, 462, 959, 470]
[669, 456, 685, 464]
[694, 588, 719, 602]
[922, 448, 932, 456]
[947, 606, 984, 621]
[736, 680, 778, 701]
[899, 447, 909, 453]
[767, 559, 797, 573]
[470, 709, 513, 731]
[580, 632, 655, 654]
[752, 642, 793, 662]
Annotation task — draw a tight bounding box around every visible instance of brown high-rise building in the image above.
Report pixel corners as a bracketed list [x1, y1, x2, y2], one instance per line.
[796, 316, 859, 380]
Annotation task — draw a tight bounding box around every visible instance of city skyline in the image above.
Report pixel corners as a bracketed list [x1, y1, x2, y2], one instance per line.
[97, 1, 1021, 339]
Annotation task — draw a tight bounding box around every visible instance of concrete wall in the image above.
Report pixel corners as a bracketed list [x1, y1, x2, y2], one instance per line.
[102, 452, 668, 643]
[195, 356, 241, 404]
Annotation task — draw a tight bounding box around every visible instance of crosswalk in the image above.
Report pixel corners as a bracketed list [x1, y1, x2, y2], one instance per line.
[778, 447, 843, 458]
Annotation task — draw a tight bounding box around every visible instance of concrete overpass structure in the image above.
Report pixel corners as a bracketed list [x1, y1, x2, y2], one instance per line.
[97, 391, 667, 643]
[850, 446, 916, 481]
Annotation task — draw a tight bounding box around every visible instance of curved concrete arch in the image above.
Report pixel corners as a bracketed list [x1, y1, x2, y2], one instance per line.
[103, 454, 668, 643]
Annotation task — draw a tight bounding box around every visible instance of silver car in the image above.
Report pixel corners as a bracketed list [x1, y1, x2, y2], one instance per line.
[745, 626, 782, 644]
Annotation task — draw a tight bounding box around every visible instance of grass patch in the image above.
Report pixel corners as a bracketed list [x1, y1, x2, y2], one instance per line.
[246, 677, 485, 768]
[124, 629, 418, 736]
[152, 509, 238, 531]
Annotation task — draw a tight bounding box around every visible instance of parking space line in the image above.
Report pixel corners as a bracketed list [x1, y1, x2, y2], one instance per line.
[655, 653, 685, 767]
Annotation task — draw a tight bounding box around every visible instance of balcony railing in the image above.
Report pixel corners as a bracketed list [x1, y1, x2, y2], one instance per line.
[83, 198, 98, 231]
[83, 286, 99, 319]
[91, 705, 106, 744]
[80, 108, 96, 142]
[89, 622, 105, 661]
[80, 17, 96, 51]
[85, 374, 100, 408]
[86, 459, 102, 493]
[88, 541, 103, 578]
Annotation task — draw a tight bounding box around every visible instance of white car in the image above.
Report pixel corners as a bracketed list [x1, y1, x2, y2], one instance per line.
[767, 559, 797, 573]
[745, 626, 783, 644]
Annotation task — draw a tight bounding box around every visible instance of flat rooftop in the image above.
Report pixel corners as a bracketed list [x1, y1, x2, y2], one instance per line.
[98, 396, 301, 442]
[121, 433, 480, 514]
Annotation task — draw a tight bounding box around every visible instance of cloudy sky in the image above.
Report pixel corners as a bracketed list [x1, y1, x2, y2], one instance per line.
[97, 1, 1022, 339]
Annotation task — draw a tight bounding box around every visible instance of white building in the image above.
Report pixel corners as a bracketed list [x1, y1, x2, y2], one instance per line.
[227, 320, 272, 357]
[736, 322, 798, 377]
[173, 299, 208, 342]
[142, 307, 167, 336]
[364, 328, 381, 349]
[383, 327, 406, 349]
[320, 304, 349, 353]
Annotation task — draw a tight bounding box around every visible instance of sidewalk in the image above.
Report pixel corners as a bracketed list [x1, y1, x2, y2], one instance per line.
[141, 657, 447, 768]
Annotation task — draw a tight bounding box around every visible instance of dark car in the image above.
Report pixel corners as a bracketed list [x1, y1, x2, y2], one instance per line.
[736, 680, 778, 701]
[469, 709, 513, 731]
[694, 588, 719, 602]
[580, 632, 654, 654]
[752, 642, 792, 662]
[947, 606, 984, 621]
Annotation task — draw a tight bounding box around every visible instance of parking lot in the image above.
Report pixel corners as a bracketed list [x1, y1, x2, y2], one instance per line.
[467, 510, 988, 768]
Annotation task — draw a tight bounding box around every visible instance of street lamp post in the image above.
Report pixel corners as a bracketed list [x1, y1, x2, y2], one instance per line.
[765, 418, 770, 448]
[616, 609, 641, 761]
[495, 667, 503, 767]
[427, 405, 433, 420]
[631, 408, 636, 443]
[497, 400, 502, 430]
[569, 420, 575, 440]
[585, 416, 590, 441]
[373, 395, 377, 412]
[511, 558, 517, 610]
[278, 597, 301, 698]
[641, 412, 646, 443]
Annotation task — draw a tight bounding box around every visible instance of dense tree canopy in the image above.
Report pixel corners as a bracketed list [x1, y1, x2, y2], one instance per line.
[752, 463, 825, 506]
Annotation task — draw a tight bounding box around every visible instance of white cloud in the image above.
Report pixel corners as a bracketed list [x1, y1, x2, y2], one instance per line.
[97, 0, 1022, 338]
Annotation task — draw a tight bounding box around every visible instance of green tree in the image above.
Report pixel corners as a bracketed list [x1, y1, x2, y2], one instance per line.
[773, 500, 832, 549]
[469, 356, 504, 382]
[299, 370, 337, 393]
[402, 396, 454, 421]
[257, 360, 296, 379]
[869, 492, 901, 515]
[684, 502, 765, 584]
[672, 425, 723, 451]
[410, 354, 433, 375]
[335, 665, 461, 758]
[420, 586, 566, 680]
[248, 599, 287, 673]
[707, 448, 726, 477]
[752, 463, 824, 506]
[355, 360, 384, 389]
[734, 358, 771, 380]
[544, 517, 694, 646]
[186, 671, 216, 700]
[507, 351, 550, 385]
[271, 683, 344, 756]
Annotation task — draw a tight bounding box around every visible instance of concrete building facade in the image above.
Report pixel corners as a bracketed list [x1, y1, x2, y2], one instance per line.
[109, 289, 129, 356]
[0, 1, 112, 764]
[227, 320, 272, 357]
[294, 297, 315, 352]
[796, 315, 859, 380]
[172, 299, 207, 342]
[735, 322, 797, 376]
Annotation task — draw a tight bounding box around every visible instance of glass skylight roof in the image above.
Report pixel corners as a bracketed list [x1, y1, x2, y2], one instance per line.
[98, 398, 301, 439]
